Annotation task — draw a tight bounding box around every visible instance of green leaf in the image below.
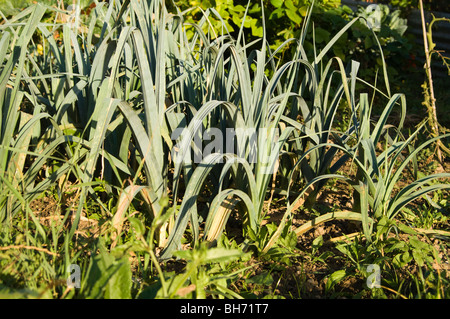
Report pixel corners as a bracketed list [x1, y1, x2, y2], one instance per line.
[80, 238, 132, 299]
[285, 0, 296, 11]
[243, 16, 254, 28]
[412, 250, 424, 267]
[330, 269, 346, 283]
[409, 236, 427, 250]
[82, 253, 113, 298]
[389, 241, 408, 252]
[376, 215, 392, 238]
[393, 252, 411, 268]
[299, 6, 308, 16]
[247, 272, 274, 286]
[314, 27, 331, 43]
[396, 222, 417, 235]
[270, 0, 283, 8]
[205, 247, 246, 264]
[364, 36, 374, 50]
[312, 235, 324, 250]
[251, 23, 264, 37]
[269, 7, 284, 20]
[137, 281, 162, 299]
[314, 17, 359, 65]
[232, 13, 242, 26]
[281, 231, 298, 249]
[285, 9, 302, 25]
[326, 269, 347, 291]
[233, 5, 246, 12]
[172, 249, 192, 261]
[128, 217, 145, 238]
[105, 258, 132, 299]
[359, 180, 373, 242]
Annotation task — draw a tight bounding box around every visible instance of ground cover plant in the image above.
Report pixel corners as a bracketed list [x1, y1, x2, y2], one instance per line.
[0, 0, 448, 299]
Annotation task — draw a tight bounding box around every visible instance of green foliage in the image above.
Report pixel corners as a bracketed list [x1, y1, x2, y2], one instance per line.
[172, 0, 344, 50]
[138, 240, 249, 299]
[172, 0, 414, 83]
[352, 4, 412, 79]
[0, 0, 29, 16]
[334, 224, 448, 298]
[0, 0, 448, 300]
[80, 239, 132, 299]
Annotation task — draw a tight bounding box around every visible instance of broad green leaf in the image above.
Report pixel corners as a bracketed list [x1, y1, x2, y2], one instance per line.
[105, 258, 132, 299]
[204, 247, 246, 264]
[286, 9, 302, 25]
[247, 272, 274, 285]
[329, 269, 346, 283]
[128, 217, 146, 238]
[270, 0, 283, 8]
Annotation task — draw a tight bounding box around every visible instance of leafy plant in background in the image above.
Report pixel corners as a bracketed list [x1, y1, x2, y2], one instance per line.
[172, 0, 345, 53]
[172, 0, 415, 84]
[334, 3, 412, 81]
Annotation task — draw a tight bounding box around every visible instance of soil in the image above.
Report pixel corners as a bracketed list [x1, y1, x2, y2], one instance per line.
[219, 155, 450, 299]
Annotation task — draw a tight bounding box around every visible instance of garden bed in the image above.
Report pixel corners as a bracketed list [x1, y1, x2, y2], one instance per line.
[0, 0, 448, 299]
